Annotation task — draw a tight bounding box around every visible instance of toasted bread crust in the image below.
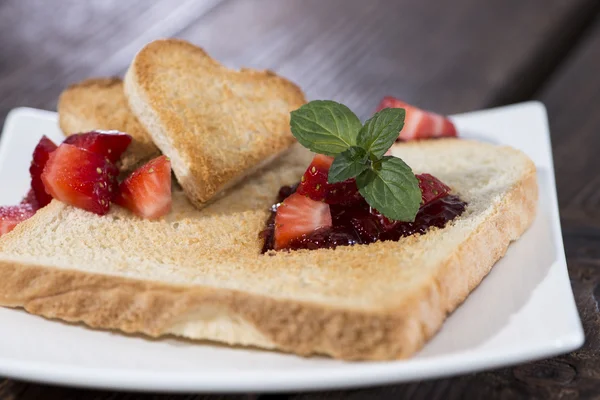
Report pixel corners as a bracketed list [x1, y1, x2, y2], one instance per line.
[124, 39, 306, 208]
[58, 77, 161, 172]
[0, 161, 537, 360]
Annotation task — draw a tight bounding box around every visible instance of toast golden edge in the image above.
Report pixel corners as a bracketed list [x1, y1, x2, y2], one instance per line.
[0, 162, 537, 361]
[57, 77, 162, 173]
[123, 38, 306, 208]
[57, 77, 123, 136]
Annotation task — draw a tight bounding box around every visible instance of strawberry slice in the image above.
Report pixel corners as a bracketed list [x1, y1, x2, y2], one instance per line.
[274, 192, 332, 250]
[115, 155, 172, 219]
[0, 204, 36, 237]
[296, 154, 362, 205]
[29, 136, 58, 208]
[376, 97, 457, 140]
[417, 173, 451, 205]
[64, 131, 132, 163]
[41, 143, 118, 215]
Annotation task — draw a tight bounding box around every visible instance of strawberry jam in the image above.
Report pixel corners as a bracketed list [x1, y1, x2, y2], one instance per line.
[261, 184, 466, 252]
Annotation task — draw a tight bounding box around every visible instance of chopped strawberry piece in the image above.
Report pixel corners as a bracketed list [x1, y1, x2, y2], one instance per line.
[29, 136, 58, 208]
[296, 154, 362, 205]
[297, 154, 331, 201]
[376, 97, 458, 140]
[64, 131, 132, 163]
[41, 144, 118, 215]
[274, 192, 332, 250]
[417, 173, 451, 205]
[115, 155, 172, 219]
[0, 204, 36, 237]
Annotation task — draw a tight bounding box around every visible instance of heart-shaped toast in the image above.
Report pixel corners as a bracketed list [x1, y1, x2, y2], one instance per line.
[124, 39, 306, 208]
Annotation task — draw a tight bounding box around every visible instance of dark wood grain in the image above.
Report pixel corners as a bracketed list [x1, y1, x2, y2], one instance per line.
[541, 20, 600, 230]
[0, 379, 249, 400]
[1, 0, 597, 124]
[0, 0, 225, 128]
[1, 0, 600, 399]
[170, 0, 600, 119]
[171, 0, 600, 118]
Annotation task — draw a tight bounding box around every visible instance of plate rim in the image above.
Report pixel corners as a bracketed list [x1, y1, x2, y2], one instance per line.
[0, 103, 584, 393]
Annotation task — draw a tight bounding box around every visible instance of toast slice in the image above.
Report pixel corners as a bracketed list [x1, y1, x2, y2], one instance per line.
[57, 78, 161, 172]
[124, 39, 306, 208]
[0, 139, 537, 360]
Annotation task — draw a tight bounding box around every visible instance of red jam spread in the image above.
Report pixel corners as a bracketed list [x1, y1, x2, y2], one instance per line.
[261, 184, 466, 252]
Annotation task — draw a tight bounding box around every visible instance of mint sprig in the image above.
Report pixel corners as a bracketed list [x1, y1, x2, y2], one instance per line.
[290, 100, 362, 156]
[290, 100, 421, 222]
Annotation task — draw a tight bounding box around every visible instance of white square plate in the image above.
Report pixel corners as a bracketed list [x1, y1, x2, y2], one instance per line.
[0, 102, 584, 393]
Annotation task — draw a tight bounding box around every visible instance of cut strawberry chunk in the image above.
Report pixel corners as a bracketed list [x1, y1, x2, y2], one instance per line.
[274, 192, 332, 250]
[41, 144, 118, 215]
[29, 136, 58, 208]
[296, 154, 362, 205]
[417, 173, 451, 205]
[64, 131, 132, 163]
[0, 204, 36, 237]
[115, 155, 172, 219]
[376, 97, 458, 140]
[297, 154, 332, 201]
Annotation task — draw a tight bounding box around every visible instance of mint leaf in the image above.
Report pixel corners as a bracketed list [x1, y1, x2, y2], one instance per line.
[357, 108, 405, 158]
[328, 146, 369, 184]
[290, 100, 362, 156]
[356, 156, 421, 221]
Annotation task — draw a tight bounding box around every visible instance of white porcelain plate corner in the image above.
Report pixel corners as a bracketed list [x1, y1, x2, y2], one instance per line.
[0, 102, 584, 393]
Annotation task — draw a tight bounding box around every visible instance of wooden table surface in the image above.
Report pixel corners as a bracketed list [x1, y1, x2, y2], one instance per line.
[1, 0, 600, 398]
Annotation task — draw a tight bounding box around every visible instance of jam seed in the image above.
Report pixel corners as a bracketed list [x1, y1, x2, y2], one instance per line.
[96, 167, 102, 174]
